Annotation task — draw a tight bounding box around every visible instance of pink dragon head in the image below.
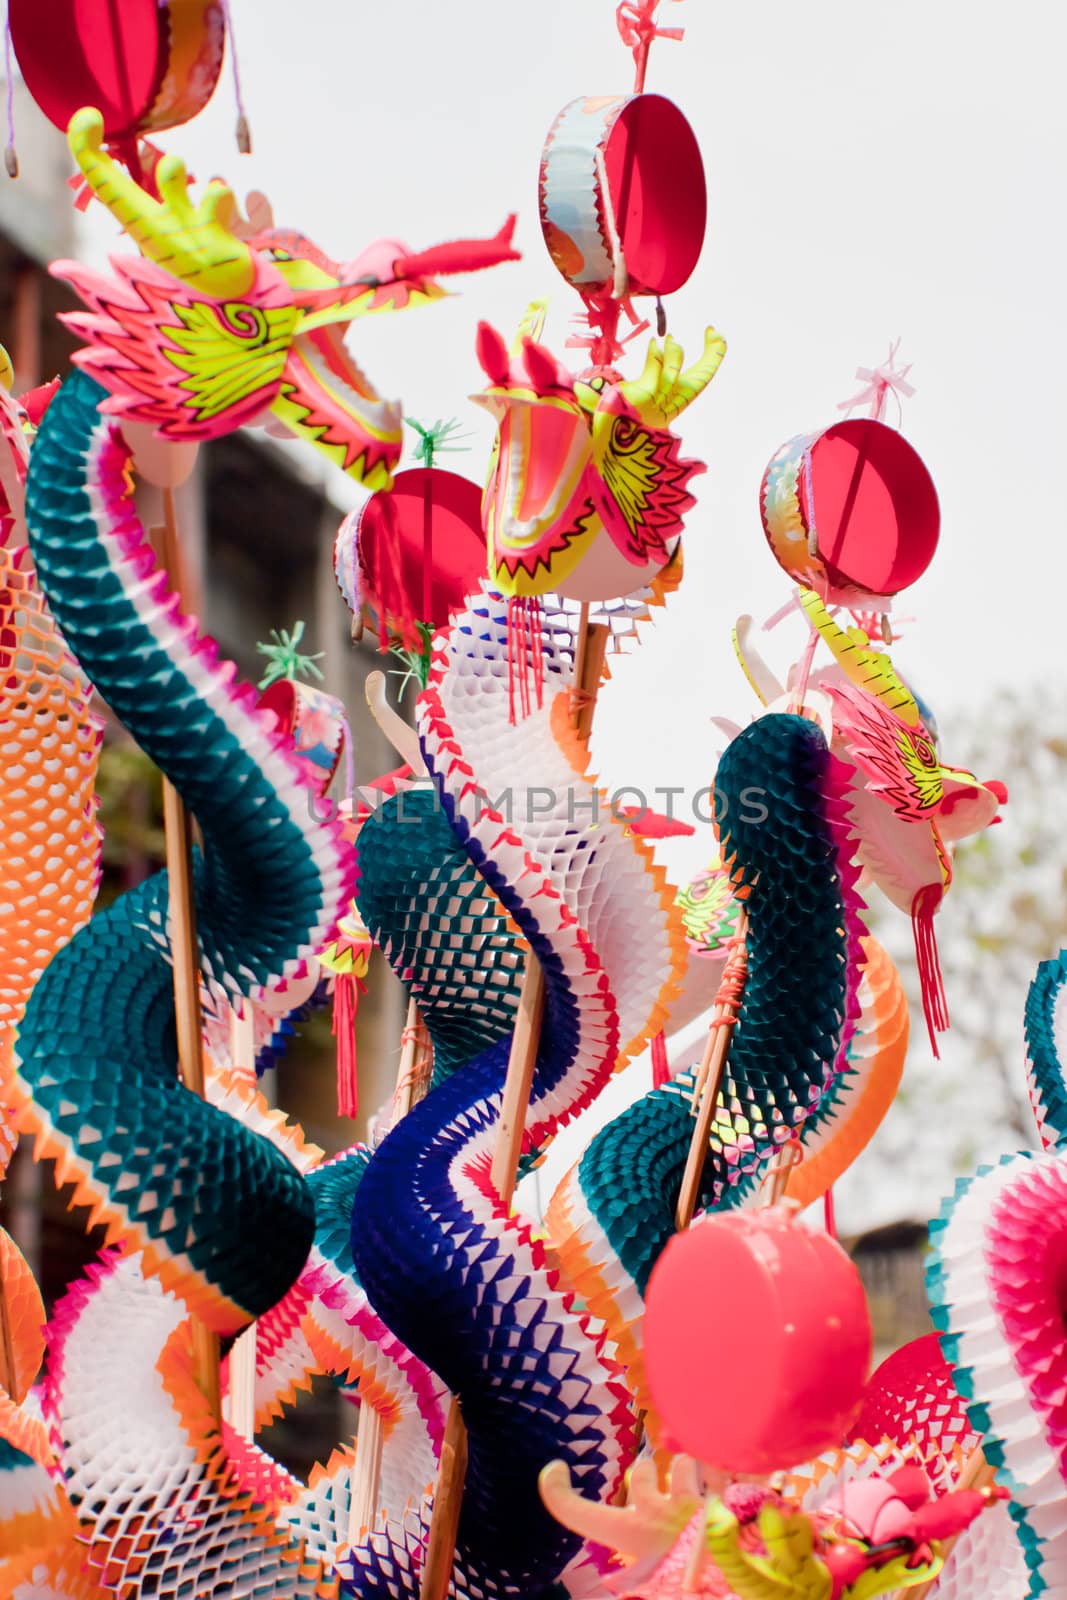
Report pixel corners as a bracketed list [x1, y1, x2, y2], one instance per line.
[54, 108, 519, 492]
[473, 309, 725, 600]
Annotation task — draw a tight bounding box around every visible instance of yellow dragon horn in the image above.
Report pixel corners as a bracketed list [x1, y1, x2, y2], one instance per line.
[68, 108, 255, 300]
[509, 299, 549, 355]
[677, 325, 728, 405]
[618, 325, 727, 427]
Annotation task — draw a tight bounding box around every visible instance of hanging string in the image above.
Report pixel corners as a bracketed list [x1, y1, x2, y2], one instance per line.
[219, 0, 252, 153]
[4, 9, 18, 179]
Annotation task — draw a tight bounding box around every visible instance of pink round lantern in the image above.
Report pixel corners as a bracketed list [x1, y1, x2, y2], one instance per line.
[539, 94, 706, 298]
[761, 419, 939, 603]
[644, 1209, 871, 1473]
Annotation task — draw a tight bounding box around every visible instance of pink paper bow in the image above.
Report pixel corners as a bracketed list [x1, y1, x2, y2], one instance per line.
[616, 1, 685, 89]
[837, 339, 916, 423]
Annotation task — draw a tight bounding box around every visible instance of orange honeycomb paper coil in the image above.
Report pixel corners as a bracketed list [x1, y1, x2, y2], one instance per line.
[0, 544, 102, 1168]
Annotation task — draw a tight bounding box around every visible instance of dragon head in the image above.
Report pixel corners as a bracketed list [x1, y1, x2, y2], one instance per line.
[54, 109, 519, 490]
[473, 310, 725, 599]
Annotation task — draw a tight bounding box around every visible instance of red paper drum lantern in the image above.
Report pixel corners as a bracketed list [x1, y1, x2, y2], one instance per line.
[10, 0, 225, 142]
[644, 1210, 871, 1474]
[333, 468, 486, 643]
[761, 419, 940, 604]
[539, 94, 706, 299]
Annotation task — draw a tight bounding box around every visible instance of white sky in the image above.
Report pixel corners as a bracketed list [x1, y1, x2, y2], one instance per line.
[77, 0, 1067, 887]
[72, 1, 1067, 1231]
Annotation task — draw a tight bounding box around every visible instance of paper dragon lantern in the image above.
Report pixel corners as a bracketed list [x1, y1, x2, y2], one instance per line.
[0, 6, 1055, 1600]
[476, 315, 725, 603]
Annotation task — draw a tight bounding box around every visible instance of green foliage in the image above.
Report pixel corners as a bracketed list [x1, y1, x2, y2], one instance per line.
[256, 620, 325, 689]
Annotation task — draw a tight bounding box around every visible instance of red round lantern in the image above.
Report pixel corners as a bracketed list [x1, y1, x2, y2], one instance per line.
[644, 1210, 871, 1473]
[334, 468, 486, 642]
[257, 679, 347, 800]
[760, 419, 940, 604]
[10, 0, 225, 142]
[539, 94, 706, 299]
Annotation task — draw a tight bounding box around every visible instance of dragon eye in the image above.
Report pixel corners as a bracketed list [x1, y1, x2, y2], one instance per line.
[912, 737, 936, 766]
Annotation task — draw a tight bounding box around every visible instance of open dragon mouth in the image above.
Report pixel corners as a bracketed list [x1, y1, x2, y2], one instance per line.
[273, 322, 404, 490]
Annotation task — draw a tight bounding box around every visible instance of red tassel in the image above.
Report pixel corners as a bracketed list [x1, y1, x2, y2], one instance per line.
[332, 972, 363, 1118]
[911, 882, 949, 1058]
[507, 597, 518, 725]
[529, 595, 544, 711]
[506, 596, 544, 727]
[650, 1028, 669, 1088]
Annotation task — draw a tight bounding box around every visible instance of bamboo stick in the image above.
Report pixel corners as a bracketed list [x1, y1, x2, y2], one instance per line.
[419, 1397, 469, 1600]
[348, 997, 432, 1551]
[349, 1401, 387, 1544]
[154, 491, 220, 1422]
[420, 603, 607, 1600]
[488, 959, 547, 1202]
[675, 909, 749, 1232]
[225, 1003, 258, 1439]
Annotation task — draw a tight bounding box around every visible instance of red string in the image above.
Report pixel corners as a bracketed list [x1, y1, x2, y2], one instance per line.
[708, 930, 748, 1029]
[824, 1185, 837, 1238]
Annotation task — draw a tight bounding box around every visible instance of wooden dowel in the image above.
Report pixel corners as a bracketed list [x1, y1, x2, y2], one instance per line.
[224, 1004, 257, 1440]
[489, 959, 547, 1203]
[391, 996, 433, 1128]
[349, 1402, 387, 1546]
[419, 1397, 469, 1600]
[230, 1001, 256, 1080]
[154, 492, 220, 1421]
[227, 1325, 257, 1440]
[163, 779, 207, 1096]
[571, 607, 609, 741]
[675, 909, 749, 1232]
[349, 995, 432, 1553]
